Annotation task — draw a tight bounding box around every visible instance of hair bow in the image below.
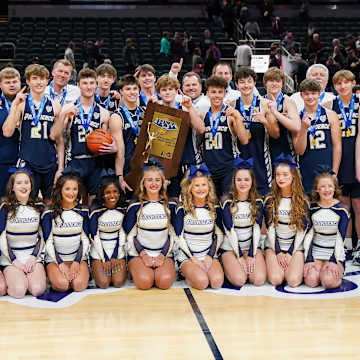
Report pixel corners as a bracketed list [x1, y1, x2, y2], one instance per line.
[273, 153, 298, 169]
[8, 165, 33, 177]
[314, 164, 335, 176]
[233, 157, 253, 170]
[142, 157, 164, 171]
[188, 163, 211, 179]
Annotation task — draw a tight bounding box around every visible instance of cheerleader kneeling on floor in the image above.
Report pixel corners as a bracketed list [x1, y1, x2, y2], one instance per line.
[220, 157, 266, 287]
[304, 168, 350, 289]
[43, 173, 90, 292]
[264, 154, 310, 287]
[124, 159, 177, 290]
[174, 164, 224, 290]
[0, 168, 46, 298]
[90, 176, 127, 289]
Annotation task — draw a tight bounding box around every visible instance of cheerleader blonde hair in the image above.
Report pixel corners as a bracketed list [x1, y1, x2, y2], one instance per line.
[180, 171, 217, 219]
[267, 163, 308, 231]
[136, 166, 170, 226]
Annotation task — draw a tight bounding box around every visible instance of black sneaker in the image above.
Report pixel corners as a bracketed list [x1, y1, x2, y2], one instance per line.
[346, 249, 354, 261]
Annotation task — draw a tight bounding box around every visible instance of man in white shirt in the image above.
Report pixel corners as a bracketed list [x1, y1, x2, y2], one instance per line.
[290, 63, 335, 111]
[44, 59, 81, 106]
[234, 40, 252, 69]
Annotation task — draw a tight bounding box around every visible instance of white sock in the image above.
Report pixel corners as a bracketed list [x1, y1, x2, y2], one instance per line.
[260, 234, 266, 250]
[344, 237, 353, 251]
[357, 238, 360, 251]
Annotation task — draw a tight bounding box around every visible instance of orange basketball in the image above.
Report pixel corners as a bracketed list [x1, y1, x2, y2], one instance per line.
[86, 129, 112, 155]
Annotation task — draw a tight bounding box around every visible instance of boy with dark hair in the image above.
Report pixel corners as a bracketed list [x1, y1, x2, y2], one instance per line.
[189, 75, 248, 197]
[235, 66, 279, 196]
[110, 74, 145, 192]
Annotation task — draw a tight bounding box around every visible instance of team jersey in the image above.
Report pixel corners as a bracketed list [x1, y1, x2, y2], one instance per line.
[89, 205, 126, 261]
[331, 95, 359, 184]
[264, 196, 309, 254]
[139, 90, 161, 107]
[66, 100, 102, 160]
[299, 106, 332, 194]
[174, 204, 224, 263]
[41, 207, 89, 264]
[182, 125, 201, 165]
[95, 93, 118, 113]
[268, 95, 297, 164]
[220, 196, 263, 257]
[236, 96, 272, 194]
[114, 105, 145, 175]
[304, 202, 350, 264]
[0, 97, 19, 165]
[123, 199, 176, 258]
[0, 202, 44, 266]
[202, 106, 239, 174]
[19, 95, 57, 172]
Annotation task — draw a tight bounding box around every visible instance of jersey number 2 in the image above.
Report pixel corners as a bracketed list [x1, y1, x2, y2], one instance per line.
[205, 132, 223, 150]
[30, 122, 48, 139]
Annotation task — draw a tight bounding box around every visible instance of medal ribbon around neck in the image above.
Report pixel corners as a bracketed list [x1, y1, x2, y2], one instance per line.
[121, 103, 140, 136]
[319, 92, 325, 103]
[49, 81, 67, 106]
[337, 94, 355, 132]
[1, 94, 11, 115]
[265, 92, 283, 111]
[300, 104, 322, 138]
[238, 95, 257, 129]
[95, 88, 111, 110]
[209, 104, 225, 138]
[76, 98, 95, 131]
[27, 93, 47, 126]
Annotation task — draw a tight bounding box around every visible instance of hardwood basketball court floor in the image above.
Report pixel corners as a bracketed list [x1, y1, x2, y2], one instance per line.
[1, 261, 360, 360]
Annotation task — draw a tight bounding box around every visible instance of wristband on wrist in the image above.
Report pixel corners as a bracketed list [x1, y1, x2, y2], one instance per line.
[116, 174, 123, 177]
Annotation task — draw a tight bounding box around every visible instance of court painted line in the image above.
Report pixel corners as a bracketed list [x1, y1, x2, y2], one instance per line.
[184, 288, 223, 360]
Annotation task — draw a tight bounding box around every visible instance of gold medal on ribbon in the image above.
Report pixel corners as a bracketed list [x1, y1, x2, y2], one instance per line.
[312, 138, 316, 146]
[248, 131, 252, 140]
[134, 137, 137, 145]
[346, 128, 351, 137]
[212, 139, 216, 147]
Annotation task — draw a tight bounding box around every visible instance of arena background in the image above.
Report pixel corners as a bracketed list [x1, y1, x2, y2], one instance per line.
[1, 1, 360, 359]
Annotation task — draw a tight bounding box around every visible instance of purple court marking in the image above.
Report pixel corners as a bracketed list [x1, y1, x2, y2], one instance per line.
[344, 270, 360, 277]
[221, 278, 242, 291]
[37, 289, 73, 303]
[275, 279, 357, 295]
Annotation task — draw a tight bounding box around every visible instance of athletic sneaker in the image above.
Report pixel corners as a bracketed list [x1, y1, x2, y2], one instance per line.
[352, 251, 360, 266]
[346, 249, 354, 261]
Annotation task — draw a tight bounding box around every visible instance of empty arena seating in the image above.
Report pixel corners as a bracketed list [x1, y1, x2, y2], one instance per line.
[1, 16, 360, 78]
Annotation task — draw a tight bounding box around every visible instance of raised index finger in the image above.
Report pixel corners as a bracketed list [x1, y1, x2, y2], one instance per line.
[179, 58, 183, 67]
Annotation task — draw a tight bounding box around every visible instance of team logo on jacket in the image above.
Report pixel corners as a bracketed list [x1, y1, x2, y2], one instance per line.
[46, 106, 52, 113]
[93, 112, 100, 119]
